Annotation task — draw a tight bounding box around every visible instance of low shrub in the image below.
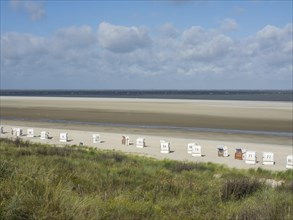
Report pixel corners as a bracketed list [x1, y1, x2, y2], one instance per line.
[220, 177, 263, 201]
[0, 160, 14, 179]
[277, 180, 293, 193]
[13, 137, 30, 148]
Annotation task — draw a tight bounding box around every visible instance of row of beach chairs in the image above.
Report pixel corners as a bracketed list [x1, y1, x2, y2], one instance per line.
[1, 126, 292, 169]
[164, 141, 292, 168]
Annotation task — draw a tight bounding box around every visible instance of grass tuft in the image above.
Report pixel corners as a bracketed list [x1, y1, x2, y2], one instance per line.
[220, 177, 263, 201]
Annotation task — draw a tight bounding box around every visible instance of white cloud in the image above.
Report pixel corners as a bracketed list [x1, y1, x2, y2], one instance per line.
[181, 27, 233, 60]
[1, 32, 47, 59]
[52, 25, 97, 50]
[158, 23, 179, 38]
[98, 22, 151, 53]
[1, 22, 292, 89]
[182, 26, 205, 45]
[10, 0, 45, 20]
[256, 24, 292, 51]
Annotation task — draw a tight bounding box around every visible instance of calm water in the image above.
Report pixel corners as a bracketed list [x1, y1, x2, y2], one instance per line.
[1, 90, 292, 101]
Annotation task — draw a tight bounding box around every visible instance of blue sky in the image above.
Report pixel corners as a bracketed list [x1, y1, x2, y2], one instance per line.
[1, 0, 292, 89]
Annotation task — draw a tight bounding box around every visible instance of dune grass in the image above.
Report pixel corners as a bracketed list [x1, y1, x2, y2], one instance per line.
[0, 137, 292, 219]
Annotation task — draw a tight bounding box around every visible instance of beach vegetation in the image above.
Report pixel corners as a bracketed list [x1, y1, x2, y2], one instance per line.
[0, 138, 292, 219]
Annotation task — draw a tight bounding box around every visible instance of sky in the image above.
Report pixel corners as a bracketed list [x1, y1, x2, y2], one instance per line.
[1, 0, 292, 90]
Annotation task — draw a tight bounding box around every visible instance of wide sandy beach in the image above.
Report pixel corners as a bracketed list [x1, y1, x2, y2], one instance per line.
[1, 96, 292, 133]
[0, 96, 292, 171]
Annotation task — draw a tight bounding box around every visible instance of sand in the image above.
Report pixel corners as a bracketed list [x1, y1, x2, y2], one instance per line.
[0, 124, 292, 171]
[1, 97, 292, 132]
[0, 96, 292, 171]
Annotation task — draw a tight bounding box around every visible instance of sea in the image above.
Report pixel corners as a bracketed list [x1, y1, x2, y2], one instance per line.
[0, 90, 292, 102]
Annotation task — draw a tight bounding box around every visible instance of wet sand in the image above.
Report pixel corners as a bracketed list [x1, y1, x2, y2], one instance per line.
[1, 97, 292, 133]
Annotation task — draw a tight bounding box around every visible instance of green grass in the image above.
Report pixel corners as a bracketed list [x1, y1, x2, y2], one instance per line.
[0, 137, 293, 219]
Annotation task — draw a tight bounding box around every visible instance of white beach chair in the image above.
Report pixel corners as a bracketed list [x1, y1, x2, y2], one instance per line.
[160, 140, 170, 154]
[192, 144, 202, 157]
[27, 128, 34, 138]
[40, 131, 49, 140]
[286, 155, 293, 169]
[262, 152, 275, 165]
[92, 134, 101, 143]
[60, 133, 68, 142]
[187, 143, 195, 154]
[245, 151, 257, 165]
[136, 137, 145, 148]
[15, 128, 23, 137]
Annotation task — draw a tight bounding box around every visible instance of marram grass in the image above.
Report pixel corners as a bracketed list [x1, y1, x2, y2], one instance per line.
[0, 138, 292, 220]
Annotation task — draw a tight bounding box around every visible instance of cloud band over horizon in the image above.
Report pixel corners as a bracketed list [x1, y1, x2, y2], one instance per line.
[1, 21, 292, 89]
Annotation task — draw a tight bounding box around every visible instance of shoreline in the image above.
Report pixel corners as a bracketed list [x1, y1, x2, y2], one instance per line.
[1, 95, 292, 104]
